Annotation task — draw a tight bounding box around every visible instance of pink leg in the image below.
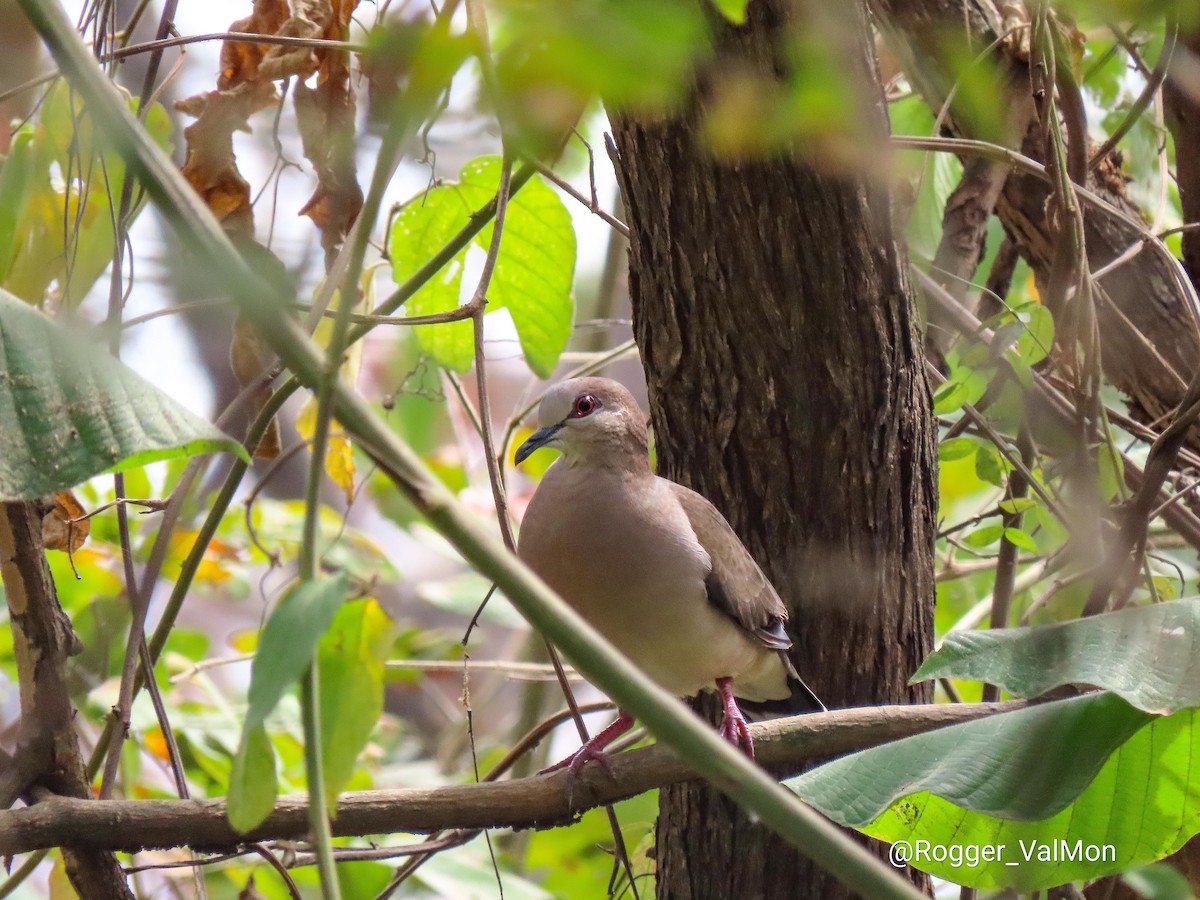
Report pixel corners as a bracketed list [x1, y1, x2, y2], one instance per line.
[540, 710, 636, 798]
[716, 677, 755, 759]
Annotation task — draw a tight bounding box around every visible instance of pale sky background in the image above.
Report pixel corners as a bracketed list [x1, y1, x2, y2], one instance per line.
[60, 0, 622, 421]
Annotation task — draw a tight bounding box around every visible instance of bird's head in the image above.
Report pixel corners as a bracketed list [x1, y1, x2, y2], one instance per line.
[515, 377, 649, 468]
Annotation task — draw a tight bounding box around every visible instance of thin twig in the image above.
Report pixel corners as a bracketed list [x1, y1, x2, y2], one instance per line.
[528, 159, 630, 237]
[980, 425, 1033, 703]
[1089, 16, 1177, 171]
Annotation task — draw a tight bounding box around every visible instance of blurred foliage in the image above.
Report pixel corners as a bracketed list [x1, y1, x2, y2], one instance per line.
[0, 83, 171, 306]
[3, 0, 1200, 897]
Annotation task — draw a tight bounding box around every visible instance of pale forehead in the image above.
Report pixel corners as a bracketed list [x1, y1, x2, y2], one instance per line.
[536, 378, 639, 425]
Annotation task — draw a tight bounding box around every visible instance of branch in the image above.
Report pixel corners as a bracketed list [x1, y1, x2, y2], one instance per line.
[0, 502, 133, 898]
[0, 703, 1017, 857]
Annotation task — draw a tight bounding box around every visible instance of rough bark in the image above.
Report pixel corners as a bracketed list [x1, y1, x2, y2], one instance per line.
[1165, 33, 1200, 289]
[872, 0, 1200, 433]
[926, 155, 1011, 358]
[0, 501, 134, 899]
[609, 2, 937, 897]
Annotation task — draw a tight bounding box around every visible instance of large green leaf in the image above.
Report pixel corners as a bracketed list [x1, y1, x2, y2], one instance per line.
[226, 722, 278, 834]
[890, 95, 962, 263]
[914, 598, 1200, 714]
[0, 287, 248, 501]
[789, 693, 1151, 825]
[244, 573, 351, 728]
[228, 573, 350, 831]
[792, 704, 1200, 891]
[390, 155, 576, 377]
[316, 598, 396, 809]
[389, 185, 471, 370]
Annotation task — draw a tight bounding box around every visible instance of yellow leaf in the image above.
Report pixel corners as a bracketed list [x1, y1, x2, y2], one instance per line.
[49, 853, 79, 899]
[326, 433, 356, 506]
[295, 273, 373, 504]
[145, 728, 171, 763]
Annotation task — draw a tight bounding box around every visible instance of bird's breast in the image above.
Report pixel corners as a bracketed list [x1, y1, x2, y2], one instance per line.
[517, 473, 781, 698]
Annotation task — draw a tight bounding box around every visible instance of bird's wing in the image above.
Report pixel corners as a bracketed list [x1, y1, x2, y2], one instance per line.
[667, 482, 792, 651]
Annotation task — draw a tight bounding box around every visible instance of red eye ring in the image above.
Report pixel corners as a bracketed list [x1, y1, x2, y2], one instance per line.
[569, 393, 601, 418]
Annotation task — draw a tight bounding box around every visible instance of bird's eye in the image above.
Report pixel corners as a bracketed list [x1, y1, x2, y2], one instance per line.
[569, 393, 600, 418]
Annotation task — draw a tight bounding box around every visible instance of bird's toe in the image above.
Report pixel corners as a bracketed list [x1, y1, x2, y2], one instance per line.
[718, 713, 755, 759]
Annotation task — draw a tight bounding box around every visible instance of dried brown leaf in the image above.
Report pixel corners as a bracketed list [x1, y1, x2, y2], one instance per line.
[176, 81, 278, 234]
[258, 0, 333, 82]
[295, 77, 363, 265]
[41, 490, 88, 554]
[219, 0, 290, 90]
[293, 0, 364, 267]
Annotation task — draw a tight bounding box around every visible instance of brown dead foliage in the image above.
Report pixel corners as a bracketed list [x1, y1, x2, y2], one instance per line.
[40, 491, 88, 554]
[178, 0, 363, 256]
[294, 0, 364, 267]
[174, 0, 364, 453]
[175, 81, 278, 236]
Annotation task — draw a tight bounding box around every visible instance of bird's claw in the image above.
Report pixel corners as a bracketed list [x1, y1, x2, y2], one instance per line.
[719, 710, 755, 759]
[540, 745, 616, 802]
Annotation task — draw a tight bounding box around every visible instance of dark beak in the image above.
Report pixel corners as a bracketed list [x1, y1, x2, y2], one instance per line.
[515, 424, 562, 465]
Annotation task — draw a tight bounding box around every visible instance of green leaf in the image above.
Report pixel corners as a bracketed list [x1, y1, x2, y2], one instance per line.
[793, 702, 1200, 891]
[1002, 527, 1038, 553]
[913, 598, 1200, 714]
[459, 157, 576, 377]
[975, 443, 1008, 487]
[0, 287, 249, 500]
[390, 186, 472, 371]
[962, 523, 1003, 548]
[907, 152, 963, 262]
[1121, 863, 1195, 900]
[1098, 441, 1125, 501]
[789, 693, 1150, 825]
[931, 380, 967, 415]
[0, 126, 37, 285]
[317, 598, 397, 808]
[390, 156, 575, 377]
[4, 83, 173, 307]
[711, 0, 750, 21]
[938, 437, 977, 462]
[493, 0, 707, 118]
[227, 722, 278, 833]
[998, 497, 1036, 515]
[1015, 303, 1054, 366]
[890, 96, 963, 262]
[245, 573, 351, 727]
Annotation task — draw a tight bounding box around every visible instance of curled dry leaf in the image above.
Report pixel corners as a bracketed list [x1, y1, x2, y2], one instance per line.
[296, 75, 363, 267]
[219, 0, 290, 89]
[258, 0, 333, 82]
[176, 0, 363, 455]
[176, 81, 278, 234]
[41, 490, 88, 553]
[294, 0, 363, 267]
[177, 0, 298, 455]
[177, 0, 291, 235]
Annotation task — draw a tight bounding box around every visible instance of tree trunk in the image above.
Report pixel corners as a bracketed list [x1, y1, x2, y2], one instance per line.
[609, 1, 937, 897]
[1165, 30, 1200, 292]
[0, 501, 135, 899]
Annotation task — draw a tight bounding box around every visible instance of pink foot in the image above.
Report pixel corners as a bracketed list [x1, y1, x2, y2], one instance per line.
[540, 710, 634, 800]
[716, 677, 755, 759]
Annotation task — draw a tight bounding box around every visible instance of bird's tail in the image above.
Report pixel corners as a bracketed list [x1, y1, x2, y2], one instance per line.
[739, 666, 826, 719]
